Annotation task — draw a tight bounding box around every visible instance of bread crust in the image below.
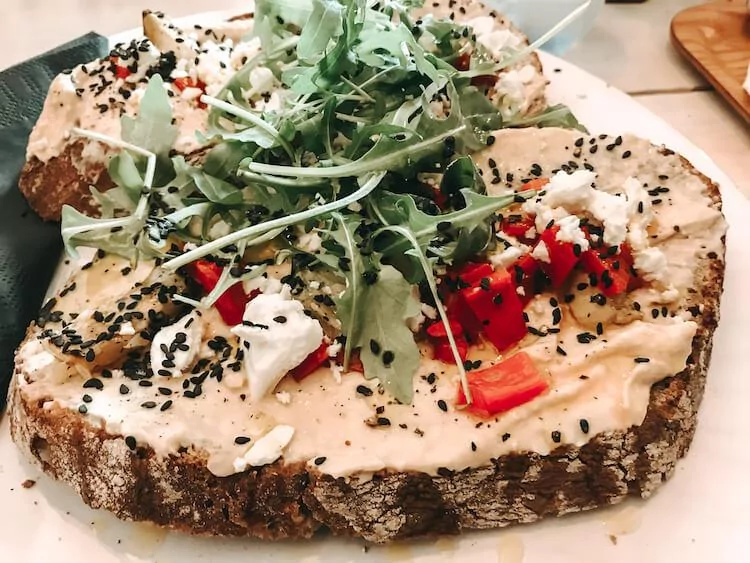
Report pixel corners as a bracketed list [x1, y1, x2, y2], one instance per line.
[8, 145, 725, 543]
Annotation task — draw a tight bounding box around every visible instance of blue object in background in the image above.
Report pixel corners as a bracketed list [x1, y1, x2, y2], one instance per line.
[486, 0, 605, 55]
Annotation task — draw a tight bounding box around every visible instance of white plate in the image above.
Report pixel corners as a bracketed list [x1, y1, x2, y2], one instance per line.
[2, 19, 750, 563]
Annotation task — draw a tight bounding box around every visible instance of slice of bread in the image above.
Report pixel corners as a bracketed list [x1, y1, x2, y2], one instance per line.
[8, 128, 726, 543]
[18, 3, 546, 223]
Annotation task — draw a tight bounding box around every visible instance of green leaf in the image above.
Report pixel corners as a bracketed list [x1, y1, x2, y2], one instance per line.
[297, 0, 345, 62]
[353, 264, 420, 404]
[120, 75, 178, 155]
[325, 216, 420, 403]
[107, 151, 144, 204]
[505, 103, 588, 133]
[173, 158, 244, 205]
[61, 206, 140, 260]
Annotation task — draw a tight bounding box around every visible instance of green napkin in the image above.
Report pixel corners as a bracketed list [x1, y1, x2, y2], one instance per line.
[0, 33, 108, 411]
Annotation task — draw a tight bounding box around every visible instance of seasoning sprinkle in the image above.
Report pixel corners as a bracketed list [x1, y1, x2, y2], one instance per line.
[356, 384, 373, 397]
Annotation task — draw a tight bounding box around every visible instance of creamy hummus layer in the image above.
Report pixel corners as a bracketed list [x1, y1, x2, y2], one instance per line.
[15, 129, 726, 479]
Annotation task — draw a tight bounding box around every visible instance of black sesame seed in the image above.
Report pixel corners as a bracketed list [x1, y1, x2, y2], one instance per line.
[551, 430, 561, 443]
[622, 150, 632, 159]
[579, 419, 590, 434]
[437, 399, 448, 412]
[85, 349, 96, 362]
[78, 404, 88, 414]
[502, 433, 511, 442]
[382, 351, 395, 367]
[141, 401, 157, 409]
[160, 400, 173, 411]
[273, 315, 287, 324]
[158, 387, 172, 396]
[234, 436, 251, 445]
[556, 345, 567, 356]
[314, 456, 327, 466]
[82, 394, 93, 403]
[634, 357, 650, 363]
[119, 384, 130, 395]
[125, 436, 137, 450]
[83, 378, 103, 390]
[356, 385, 373, 397]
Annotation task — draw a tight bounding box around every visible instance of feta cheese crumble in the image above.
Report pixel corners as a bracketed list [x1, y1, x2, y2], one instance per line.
[150, 311, 203, 378]
[232, 425, 295, 472]
[232, 288, 323, 401]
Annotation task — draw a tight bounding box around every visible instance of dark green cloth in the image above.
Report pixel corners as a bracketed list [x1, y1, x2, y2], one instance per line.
[0, 33, 108, 411]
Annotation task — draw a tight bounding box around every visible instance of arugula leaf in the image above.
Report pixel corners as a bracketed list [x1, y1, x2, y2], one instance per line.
[173, 157, 244, 205]
[297, 0, 345, 62]
[325, 214, 421, 403]
[120, 75, 178, 156]
[353, 264, 421, 404]
[504, 103, 589, 133]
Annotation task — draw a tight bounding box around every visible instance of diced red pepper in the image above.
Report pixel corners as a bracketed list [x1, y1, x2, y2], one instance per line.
[452, 52, 498, 88]
[456, 352, 549, 417]
[507, 254, 548, 306]
[426, 318, 469, 365]
[433, 335, 468, 364]
[460, 269, 527, 352]
[187, 260, 248, 326]
[520, 178, 551, 192]
[335, 349, 365, 373]
[173, 76, 208, 108]
[426, 318, 464, 339]
[110, 57, 132, 79]
[538, 226, 580, 288]
[580, 244, 635, 297]
[498, 214, 537, 241]
[290, 341, 329, 381]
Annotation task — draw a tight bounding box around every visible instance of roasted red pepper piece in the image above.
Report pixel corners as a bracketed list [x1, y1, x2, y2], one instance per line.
[520, 178, 551, 192]
[452, 52, 498, 88]
[290, 341, 329, 381]
[498, 214, 537, 241]
[433, 335, 469, 364]
[456, 352, 548, 417]
[538, 226, 580, 288]
[173, 76, 208, 108]
[426, 318, 469, 365]
[580, 244, 635, 297]
[187, 260, 248, 326]
[507, 254, 548, 306]
[461, 269, 527, 352]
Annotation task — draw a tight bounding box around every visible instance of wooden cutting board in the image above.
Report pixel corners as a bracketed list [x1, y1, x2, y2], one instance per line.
[671, 0, 750, 124]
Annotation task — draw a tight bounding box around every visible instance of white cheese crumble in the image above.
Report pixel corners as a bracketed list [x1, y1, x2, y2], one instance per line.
[531, 240, 551, 263]
[232, 425, 295, 472]
[489, 245, 526, 269]
[633, 248, 669, 282]
[554, 214, 589, 250]
[232, 289, 323, 401]
[275, 391, 291, 405]
[244, 274, 283, 296]
[150, 311, 203, 378]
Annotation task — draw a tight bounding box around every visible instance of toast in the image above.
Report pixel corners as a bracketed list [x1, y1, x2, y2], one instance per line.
[18, 3, 547, 222]
[9, 128, 726, 543]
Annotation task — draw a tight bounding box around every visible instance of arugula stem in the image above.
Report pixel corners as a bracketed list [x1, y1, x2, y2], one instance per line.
[245, 126, 465, 178]
[375, 224, 472, 405]
[201, 95, 296, 162]
[163, 172, 387, 270]
[330, 212, 359, 370]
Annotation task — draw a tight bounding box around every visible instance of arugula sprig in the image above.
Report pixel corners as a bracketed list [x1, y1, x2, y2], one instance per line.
[60, 0, 585, 405]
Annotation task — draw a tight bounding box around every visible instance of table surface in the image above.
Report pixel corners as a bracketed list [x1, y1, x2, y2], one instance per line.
[0, 0, 748, 197]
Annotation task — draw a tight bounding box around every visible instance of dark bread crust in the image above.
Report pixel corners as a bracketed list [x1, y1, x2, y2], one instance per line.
[19, 140, 114, 222]
[8, 147, 725, 543]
